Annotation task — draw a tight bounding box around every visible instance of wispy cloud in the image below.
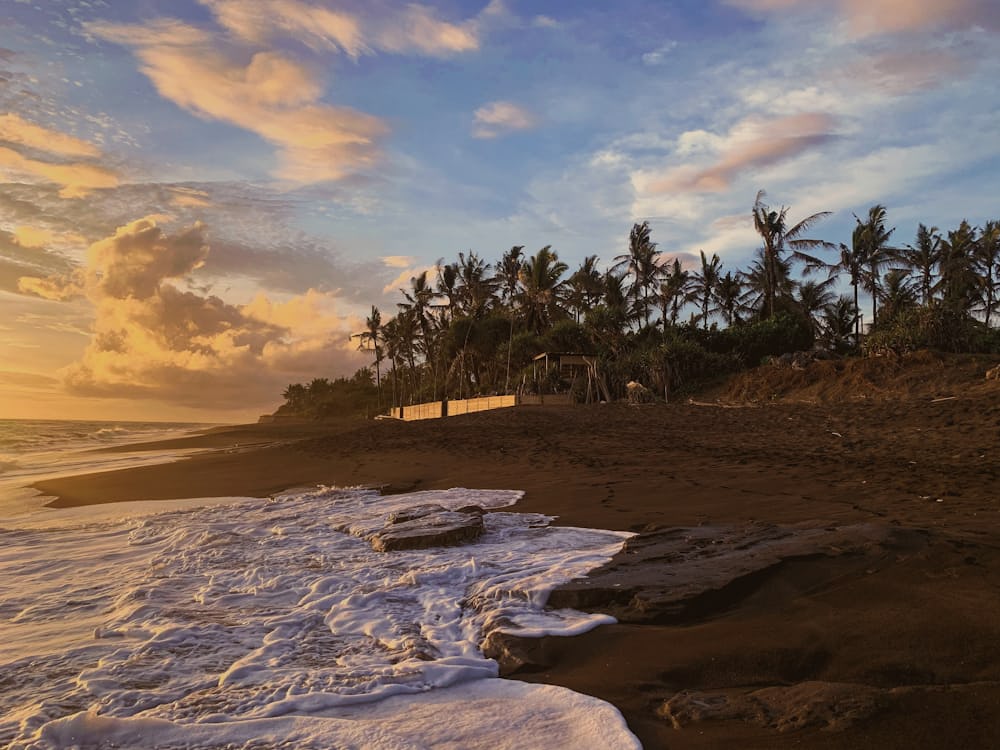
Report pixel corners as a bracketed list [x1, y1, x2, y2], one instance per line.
[472, 100, 538, 139]
[87, 19, 388, 185]
[0, 113, 101, 158]
[725, 0, 1000, 36]
[644, 113, 839, 194]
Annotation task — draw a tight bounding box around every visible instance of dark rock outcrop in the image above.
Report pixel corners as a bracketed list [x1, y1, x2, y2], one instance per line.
[348, 504, 486, 552]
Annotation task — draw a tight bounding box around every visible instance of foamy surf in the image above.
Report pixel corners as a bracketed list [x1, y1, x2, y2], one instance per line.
[1, 487, 640, 749]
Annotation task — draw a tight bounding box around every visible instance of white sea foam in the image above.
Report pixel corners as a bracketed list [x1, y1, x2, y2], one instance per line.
[0, 487, 640, 749]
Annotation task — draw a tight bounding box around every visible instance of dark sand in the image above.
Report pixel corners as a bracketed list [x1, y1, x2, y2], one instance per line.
[33, 359, 1000, 748]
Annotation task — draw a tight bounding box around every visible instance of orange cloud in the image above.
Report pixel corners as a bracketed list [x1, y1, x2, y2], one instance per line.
[201, 0, 367, 56]
[88, 20, 387, 184]
[0, 114, 101, 158]
[725, 0, 1000, 35]
[19, 216, 367, 408]
[472, 101, 538, 139]
[0, 145, 119, 198]
[648, 113, 838, 194]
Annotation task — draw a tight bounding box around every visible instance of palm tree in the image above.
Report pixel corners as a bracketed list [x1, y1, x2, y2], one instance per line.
[497, 245, 524, 308]
[497, 245, 524, 392]
[399, 270, 440, 397]
[855, 204, 896, 329]
[712, 271, 744, 326]
[975, 220, 1000, 327]
[828, 227, 866, 341]
[878, 269, 916, 325]
[937, 220, 980, 318]
[741, 246, 794, 316]
[794, 277, 837, 335]
[894, 224, 941, 308]
[351, 305, 383, 406]
[436, 261, 459, 324]
[517, 246, 568, 334]
[614, 221, 660, 327]
[820, 295, 859, 353]
[658, 257, 692, 326]
[455, 251, 497, 318]
[751, 189, 833, 319]
[690, 250, 722, 329]
[567, 255, 604, 323]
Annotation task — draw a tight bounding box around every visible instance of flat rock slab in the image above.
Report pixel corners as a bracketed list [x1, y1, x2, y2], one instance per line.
[547, 522, 929, 623]
[343, 503, 486, 552]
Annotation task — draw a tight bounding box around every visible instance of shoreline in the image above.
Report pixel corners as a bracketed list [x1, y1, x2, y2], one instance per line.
[28, 398, 1000, 748]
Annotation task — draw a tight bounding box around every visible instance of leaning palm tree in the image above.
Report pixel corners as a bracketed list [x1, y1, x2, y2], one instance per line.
[690, 250, 722, 329]
[517, 246, 568, 334]
[613, 221, 660, 327]
[751, 189, 834, 319]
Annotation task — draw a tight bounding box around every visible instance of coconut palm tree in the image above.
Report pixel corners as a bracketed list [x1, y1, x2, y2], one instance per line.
[690, 250, 722, 329]
[937, 220, 980, 318]
[455, 251, 497, 318]
[893, 224, 941, 308]
[974, 220, 1000, 327]
[712, 271, 744, 327]
[741, 246, 795, 317]
[517, 246, 568, 334]
[820, 295, 859, 353]
[855, 204, 896, 329]
[567, 255, 604, 323]
[794, 277, 837, 335]
[751, 189, 834, 319]
[827, 226, 866, 340]
[497, 245, 524, 308]
[436, 261, 459, 324]
[878, 269, 917, 325]
[350, 305, 383, 406]
[614, 221, 660, 327]
[658, 257, 692, 326]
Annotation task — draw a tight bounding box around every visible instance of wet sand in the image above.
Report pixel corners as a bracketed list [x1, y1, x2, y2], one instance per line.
[33, 380, 1000, 748]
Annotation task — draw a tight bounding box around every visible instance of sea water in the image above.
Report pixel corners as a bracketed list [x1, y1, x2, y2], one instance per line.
[0, 419, 211, 516]
[0, 485, 641, 749]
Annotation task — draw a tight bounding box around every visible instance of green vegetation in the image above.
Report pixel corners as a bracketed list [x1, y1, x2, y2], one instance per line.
[280, 191, 1000, 416]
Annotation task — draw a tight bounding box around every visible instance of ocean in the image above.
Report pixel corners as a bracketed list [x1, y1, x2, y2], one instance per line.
[0, 420, 641, 749]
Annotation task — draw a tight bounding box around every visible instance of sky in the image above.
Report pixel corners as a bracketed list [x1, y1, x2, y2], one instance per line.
[1, 0, 999, 422]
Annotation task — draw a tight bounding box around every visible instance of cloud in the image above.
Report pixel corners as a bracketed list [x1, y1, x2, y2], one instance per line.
[725, 0, 1000, 36]
[168, 186, 213, 208]
[641, 41, 678, 66]
[200, 0, 368, 56]
[0, 227, 76, 294]
[18, 216, 368, 409]
[375, 4, 479, 56]
[644, 113, 839, 194]
[0, 113, 101, 158]
[200, 0, 479, 58]
[472, 101, 539, 139]
[0, 112, 119, 198]
[382, 255, 417, 268]
[382, 264, 436, 295]
[87, 19, 388, 185]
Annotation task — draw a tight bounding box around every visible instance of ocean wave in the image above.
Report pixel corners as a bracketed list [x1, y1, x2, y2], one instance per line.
[0, 488, 639, 749]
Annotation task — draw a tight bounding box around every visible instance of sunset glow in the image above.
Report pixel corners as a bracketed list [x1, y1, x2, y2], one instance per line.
[2, 0, 998, 421]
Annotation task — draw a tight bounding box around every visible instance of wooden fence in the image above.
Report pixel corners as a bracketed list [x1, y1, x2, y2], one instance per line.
[387, 393, 569, 421]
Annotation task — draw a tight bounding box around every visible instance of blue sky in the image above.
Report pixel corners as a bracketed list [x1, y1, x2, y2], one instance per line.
[1, 0, 999, 420]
